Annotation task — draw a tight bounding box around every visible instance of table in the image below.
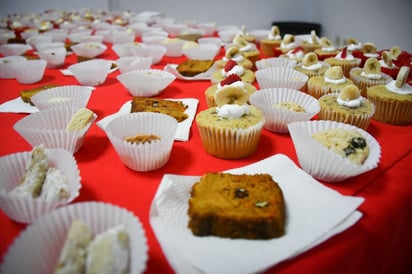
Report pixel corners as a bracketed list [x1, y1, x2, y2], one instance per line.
[1, 42, 412, 274]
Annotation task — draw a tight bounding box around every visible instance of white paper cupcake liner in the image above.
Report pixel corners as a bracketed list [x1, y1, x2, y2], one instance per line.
[0, 55, 26, 79]
[68, 59, 112, 86]
[255, 57, 298, 70]
[104, 112, 178, 171]
[182, 44, 220, 60]
[117, 69, 176, 97]
[13, 59, 47, 84]
[256, 67, 308, 90]
[71, 42, 107, 58]
[30, 85, 93, 110]
[1, 202, 148, 274]
[0, 43, 32, 56]
[249, 88, 320, 133]
[0, 147, 81, 223]
[161, 39, 185, 57]
[130, 44, 166, 65]
[116, 56, 153, 74]
[35, 42, 65, 52]
[13, 106, 97, 154]
[37, 47, 67, 68]
[288, 120, 381, 182]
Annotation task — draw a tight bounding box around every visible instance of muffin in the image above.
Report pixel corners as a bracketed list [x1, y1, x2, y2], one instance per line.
[318, 84, 375, 130]
[206, 74, 256, 107]
[314, 37, 340, 60]
[301, 30, 321, 53]
[196, 86, 264, 159]
[260, 25, 282, 57]
[349, 57, 392, 97]
[215, 46, 253, 70]
[366, 66, 412, 125]
[307, 66, 354, 99]
[211, 59, 255, 84]
[294, 52, 330, 91]
[324, 47, 362, 78]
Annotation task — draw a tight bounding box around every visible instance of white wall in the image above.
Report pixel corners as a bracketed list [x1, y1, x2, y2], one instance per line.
[1, 0, 411, 51]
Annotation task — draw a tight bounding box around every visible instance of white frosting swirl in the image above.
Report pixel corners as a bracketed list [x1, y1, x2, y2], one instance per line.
[280, 41, 297, 51]
[335, 51, 355, 60]
[325, 76, 346, 84]
[223, 54, 244, 63]
[347, 43, 362, 51]
[216, 104, 250, 119]
[337, 95, 364, 108]
[379, 59, 396, 69]
[222, 65, 245, 77]
[217, 80, 245, 89]
[321, 46, 336, 52]
[268, 33, 281, 40]
[302, 62, 322, 71]
[360, 71, 382, 80]
[364, 52, 379, 58]
[239, 43, 257, 53]
[386, 80, 412, 95]
[286, 49, 304, 59]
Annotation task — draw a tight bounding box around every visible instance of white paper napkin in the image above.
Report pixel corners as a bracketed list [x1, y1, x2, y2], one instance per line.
[150, 154, 364, 274]
[96, 98, 198, 142]
[164, 63, 218, 81]
[0, 97, 39, 113]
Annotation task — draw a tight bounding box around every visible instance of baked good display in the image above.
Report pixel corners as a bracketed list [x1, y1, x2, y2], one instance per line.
[176, 59, 215, 77]
[10, 145, 71, 201]
[294, 52, 330, 91]
[307, 66, 354, 99]
[124, 134, 161, 144]
[312, 127, 370, 165]
[349, 57, 392, 97]
[215, 46, 253, 70]
[205, 74, 257, 107]
[324, 47, 362, 78]
[130, 97, 189, 122]
[211, 59, 255, 84]
[260, 25, 282, 57]
[55, 220, 130, 274]
[314, 37, 340, 60]
[66, 107, 95, 131]
[20, 84, 59, 105]
[187, 172, 286, 239]
[366, 66, 412, 125]
[318, 84, 375, 130]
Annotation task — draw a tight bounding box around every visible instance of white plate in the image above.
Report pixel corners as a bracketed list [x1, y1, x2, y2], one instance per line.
[164, 63, 218, 81]
[150, 154, 364, 274]
[96, 98, 198, 142]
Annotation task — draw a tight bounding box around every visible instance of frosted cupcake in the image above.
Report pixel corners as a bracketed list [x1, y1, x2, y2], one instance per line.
[231, 34, 260, 69]
[314, 37, 340, 60]
[349, 57, 392, 97]
[205, 74, 256, 107]
[260, 25, 282, 57]
[294, 52, 330, 91]
[196, 87, 264, 159]
[215, 46, 253, 70]
[324, 47, 362, 78]
[211, 59, 255, 84]
[379, 49, 400, 80]
[307, 66, 354, 99]
[301, 30, 321, 53]
[367, 66, 412, 125]
[352, 42, 380, 67]
[318, 84, 375, 130]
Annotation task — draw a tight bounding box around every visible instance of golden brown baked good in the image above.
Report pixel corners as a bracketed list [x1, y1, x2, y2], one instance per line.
[124, 134, 161, 144]
[188, 172, 286, 239]
[20, 84, 59, 105]
[130, 97, 188, 122]
[176, 59, 214, 77]
[66, 108, 94, 131]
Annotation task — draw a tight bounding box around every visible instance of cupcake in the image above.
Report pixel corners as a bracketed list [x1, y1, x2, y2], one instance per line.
[196, 86, 264, 159]
[211, 59, 255, 84]
[379, 50, 400, 80]
[345, 37, 362, 52]
[205, 74, 257, 107]
[318, 84, 375, 130]
[301, 30, 321, 53]
[352, 42, 380, 67]
[215, 46, 253, 70]
[294, 52, 330, 91]
[349, 57, 392, 97]
[260, 25, 282, 57]
[314, 37, 340, 60]
[307, 66, 354, 99]
[324, 47, 362, 78]
[281, 46, 305, 62]
[231, 34, 260, 69]
[276, 34, 299, 56]
[366, 66, 412, 125]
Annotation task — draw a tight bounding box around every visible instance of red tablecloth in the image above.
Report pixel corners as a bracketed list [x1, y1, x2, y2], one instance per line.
[1, 44, 411, 274]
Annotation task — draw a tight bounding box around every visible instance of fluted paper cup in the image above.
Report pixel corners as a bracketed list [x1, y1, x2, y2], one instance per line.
[160, 38, 185, 57]
[256, 67, 308, 90]
[105, 112, 178, 172]
[68, 59, 112, 86]
[256, 57, 298, 70]
[35, 42, 65, 52]
[249, 88, 320, 133]
[116, 56, 152, 74]
[0, 202, 148, 273]
[182, 44, 220, 60]
[71, 42, 107, 58]
[0, 147, 81, 223]
[129, 44, 166, 64]
[288, 120, 381, 182]
[38, 47, 67, 68]
[13, 106, 97, 154]
[117, 69, 176, 97]
[13, 59, 47, 84]
[0, 55, 26, 79]
[31, 85, 93, 110]
[0, 43, 31, 56]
